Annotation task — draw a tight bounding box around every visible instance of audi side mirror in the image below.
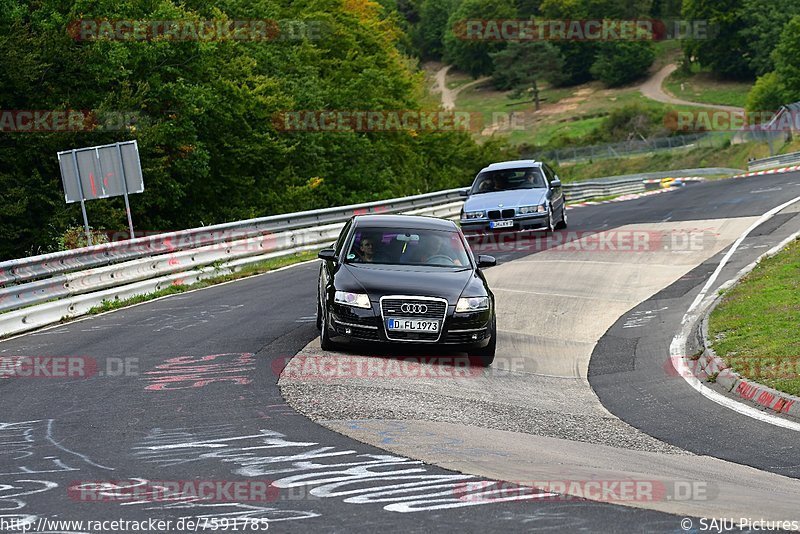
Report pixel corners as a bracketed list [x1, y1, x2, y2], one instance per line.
[318, 248, 337, 262]
[477, 255, 496, 268]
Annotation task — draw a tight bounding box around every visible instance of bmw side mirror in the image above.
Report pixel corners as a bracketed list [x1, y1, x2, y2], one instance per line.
[550, 179, 561, 189]
[459, 189, 470, 197]
[477, 255, 496, 268]
[318, 248, 337, 262]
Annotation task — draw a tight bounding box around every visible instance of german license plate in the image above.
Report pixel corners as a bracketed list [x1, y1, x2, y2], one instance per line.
[387, 318, 439, 332]
[490, 220, 514, 229]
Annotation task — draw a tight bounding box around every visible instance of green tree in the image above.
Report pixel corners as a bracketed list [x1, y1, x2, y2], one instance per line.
[442, 0, 516, 77]
[682, 0, 751, 79]
[745, 72, 786, 113]
[740, 0, 800, 76]
[414, 0, 459, 59]
[490, 41, 564, 109]
[590, 41, 655, 87]
[772, 15, 800, 102]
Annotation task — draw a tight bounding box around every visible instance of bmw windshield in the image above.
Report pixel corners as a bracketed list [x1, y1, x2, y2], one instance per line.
[345, 228, 471, 268]
[470, 167, 547, 194]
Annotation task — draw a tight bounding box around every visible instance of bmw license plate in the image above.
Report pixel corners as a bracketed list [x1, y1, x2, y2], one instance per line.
[387, 318, 439, 332]
[490, 220, 514, 229]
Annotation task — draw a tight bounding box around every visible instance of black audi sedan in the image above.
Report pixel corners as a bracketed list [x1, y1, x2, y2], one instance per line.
[316, 214, 497, 365]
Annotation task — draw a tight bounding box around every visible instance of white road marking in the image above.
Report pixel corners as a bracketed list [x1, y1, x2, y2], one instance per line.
[751, 187, 782, 194]
[671, 195, 800, 431]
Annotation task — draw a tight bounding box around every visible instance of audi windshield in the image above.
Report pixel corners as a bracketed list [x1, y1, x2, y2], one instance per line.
[345, 227, 471, 268]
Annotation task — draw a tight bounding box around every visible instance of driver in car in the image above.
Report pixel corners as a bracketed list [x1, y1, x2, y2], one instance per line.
[477, 177, 495, 193]
[419, 236, 462, 266]
[524, 170, 545, 188]
[357, 236, 376, 262]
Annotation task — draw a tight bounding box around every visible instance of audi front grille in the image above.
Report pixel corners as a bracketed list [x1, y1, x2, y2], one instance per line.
[380, 296, 448, 342]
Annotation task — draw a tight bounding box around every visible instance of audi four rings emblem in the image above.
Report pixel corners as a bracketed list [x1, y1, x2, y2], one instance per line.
[401, 303, 428, 314]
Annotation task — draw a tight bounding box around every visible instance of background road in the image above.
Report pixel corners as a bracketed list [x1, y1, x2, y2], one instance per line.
[639, 64, 745, 112]
[1, 172, 799, 532]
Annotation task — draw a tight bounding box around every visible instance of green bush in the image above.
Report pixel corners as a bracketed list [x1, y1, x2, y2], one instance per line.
[56, 226, 111, 251]
[590, 41, 655, 88]
[746, 72, 786, 114]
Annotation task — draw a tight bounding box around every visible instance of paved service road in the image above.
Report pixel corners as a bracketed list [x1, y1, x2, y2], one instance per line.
[2, 173, 799, 532]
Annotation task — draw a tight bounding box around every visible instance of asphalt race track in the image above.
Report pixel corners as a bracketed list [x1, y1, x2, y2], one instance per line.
[1, 172, 800, 533]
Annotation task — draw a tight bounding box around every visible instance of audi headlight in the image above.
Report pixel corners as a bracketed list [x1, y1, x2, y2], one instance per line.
[456, 296, 490, 313]
[334, 291, 371, 309]
[463, 211, 484, 220]
[518, 204, 547, 215]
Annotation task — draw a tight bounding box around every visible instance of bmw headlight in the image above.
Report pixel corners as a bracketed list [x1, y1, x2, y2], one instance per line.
[334, 291, 371, 309]
[518, 204, 547, 215]
[456, 296, 490, 313]
[462, 211, 485, 220]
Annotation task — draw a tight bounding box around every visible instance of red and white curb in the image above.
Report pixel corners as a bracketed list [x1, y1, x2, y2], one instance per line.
[697, 315, 800, 420]
[733, 165, 800, 179]
[670, 198, 800, 431]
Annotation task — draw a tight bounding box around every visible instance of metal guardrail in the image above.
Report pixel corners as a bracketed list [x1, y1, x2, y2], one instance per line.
[0, 187, 467, 288]
[0, 168, 709, 338]
[0, 202, 462, 336]
[748, 151, 800, 171]
[562, 177, 644, 202]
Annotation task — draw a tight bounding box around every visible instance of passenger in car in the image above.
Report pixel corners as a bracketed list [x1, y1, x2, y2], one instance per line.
[524, 170, 546, 188]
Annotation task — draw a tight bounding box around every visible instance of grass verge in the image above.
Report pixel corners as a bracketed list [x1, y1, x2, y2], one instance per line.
[708, 238, 800, 396]
[85, 250, 318, 315]
[664, 65, 752, 108]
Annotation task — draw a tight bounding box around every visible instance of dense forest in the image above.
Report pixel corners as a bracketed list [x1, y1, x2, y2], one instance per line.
[1, 0, 799, 260]
[0, 0, 505, 260]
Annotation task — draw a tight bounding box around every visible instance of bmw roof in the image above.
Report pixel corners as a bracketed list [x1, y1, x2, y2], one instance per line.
[479, 159, 540, 173]
[352, 214, 458, 231]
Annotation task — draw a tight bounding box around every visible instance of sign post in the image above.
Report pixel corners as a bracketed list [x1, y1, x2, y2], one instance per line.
[69, 150, 93, 245]
[115, 142, 135, 238]
[57, 140, 144, 243]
